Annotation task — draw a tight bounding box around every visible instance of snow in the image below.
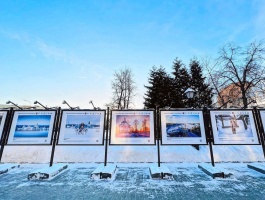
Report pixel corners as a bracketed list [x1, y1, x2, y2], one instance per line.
[1, 144, 264, 163]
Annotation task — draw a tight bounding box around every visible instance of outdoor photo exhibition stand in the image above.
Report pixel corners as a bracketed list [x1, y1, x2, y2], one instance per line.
[247, 108, 265, 174]
[93, 109, 156, 179]
[0, 109, 20, 175]
[51, 108, 107, 179]
[204, 108, 263, 177]
[0, 108, 68, 180]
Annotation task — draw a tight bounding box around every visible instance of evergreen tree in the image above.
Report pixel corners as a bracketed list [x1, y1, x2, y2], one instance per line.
[144, 66, 173, 108]
[171, 58, 190, 108]
[189, 58, 213, 108]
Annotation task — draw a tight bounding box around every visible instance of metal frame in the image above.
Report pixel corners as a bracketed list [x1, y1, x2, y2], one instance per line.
[0, 110, 9, 144]
[159, 108, 208, 145]
[109, 109, 156, 146]
[209, 109, 260, 145]
[5, 109, 58, 146]
[56, 109, 106, 146]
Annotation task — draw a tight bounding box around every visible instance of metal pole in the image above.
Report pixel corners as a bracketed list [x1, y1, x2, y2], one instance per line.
[203, 107, 215, 167]
[156, 106, 161, 167]
[104, 107, 110, 166]
[253, 107, 265, 159]
[49, 107, 61, 167]
[0, 108, 13, 162]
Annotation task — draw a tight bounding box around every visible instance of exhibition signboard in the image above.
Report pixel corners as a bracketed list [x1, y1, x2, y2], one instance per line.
[160, 110, 207, 145]
[110, 110, 155, 145]
[58, 110, 105, 145]
[7, 110, 56, 145]
[210, 110, 259, 145]
[0, 111, 8, 142]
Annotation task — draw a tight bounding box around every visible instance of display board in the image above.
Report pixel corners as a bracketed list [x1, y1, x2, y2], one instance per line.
[0, 110, 8, 142]
[7, 110, 56, 145]
[210, 110, 259, 145]
[58, 110, 105, 145]
[110, 110, 155, 145]
[160, 110, 207, 145]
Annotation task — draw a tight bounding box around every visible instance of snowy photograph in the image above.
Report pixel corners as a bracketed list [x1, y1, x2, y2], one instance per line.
[58, 111, 105, 145]
[115, 115, 150, 138]
[210, 110, 259, 144]
[14, 115, 51, 138]
[8, 111, 56, 144]
[161, 111, 206, 145]
[110, 110, 155, 145]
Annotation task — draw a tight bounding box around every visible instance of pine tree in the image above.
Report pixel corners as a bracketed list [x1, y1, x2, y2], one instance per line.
[171, 58, 190, 108]
[189, 58, 213, 108]
[144, 66, 173, 108]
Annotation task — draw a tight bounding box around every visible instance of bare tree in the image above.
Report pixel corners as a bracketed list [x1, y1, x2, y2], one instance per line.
[216, 41, 265, 108]
[107, 67, 136, 109]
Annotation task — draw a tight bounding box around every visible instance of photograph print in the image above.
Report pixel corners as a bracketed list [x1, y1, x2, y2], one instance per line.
[160, 110, 206, 145]
[58, 110, 105, 145]
[8, 111, 56, 144]
[110, 110, 155, 145]
[210, 110, 259, 144]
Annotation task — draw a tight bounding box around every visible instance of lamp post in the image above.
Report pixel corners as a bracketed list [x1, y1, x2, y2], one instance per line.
[6, 100, 23, 110]
[184, 88, 195, 108]
[34, 101, 48, 110]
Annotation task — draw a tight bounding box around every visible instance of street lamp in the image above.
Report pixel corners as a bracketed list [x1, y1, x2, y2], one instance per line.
[34, 101, 48, 110]
[62, 100, 73, 109]
[62, 100, 79, 110]
[6, 100, 23, 110]
[184, 88, 195, 108]
[184, 88, 195, 99]
[89, 100, 96, 109]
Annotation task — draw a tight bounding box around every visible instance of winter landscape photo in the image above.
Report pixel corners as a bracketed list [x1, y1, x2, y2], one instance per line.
[8, 111, 55, 144]
[58, 111, 105, 144]
[210, 110, 259, 144]
[14, 115, 51, 138]
[110, 111, 155, 145]
[161, 111, 206, 144]
[115, 115, 150, 138]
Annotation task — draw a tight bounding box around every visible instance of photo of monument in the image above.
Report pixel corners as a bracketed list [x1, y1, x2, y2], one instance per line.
[210, 110, 259, 144]
[215, 113, 253, 137]
[115, 115, 150, 138]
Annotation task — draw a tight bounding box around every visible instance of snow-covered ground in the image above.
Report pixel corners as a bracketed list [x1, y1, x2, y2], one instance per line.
[1, 162, 265, 199]
[1, 144, 265, 199]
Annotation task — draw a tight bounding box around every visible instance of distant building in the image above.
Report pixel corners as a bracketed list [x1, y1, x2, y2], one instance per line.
[217, 83, 265, 108]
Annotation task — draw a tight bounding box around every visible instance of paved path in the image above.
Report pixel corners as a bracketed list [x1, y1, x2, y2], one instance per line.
[0, 163, 265, 199]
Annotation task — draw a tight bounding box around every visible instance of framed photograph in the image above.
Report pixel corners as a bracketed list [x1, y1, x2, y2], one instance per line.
[210, 109, 259, 145]
[160, 110, 207, 145]
[7, 110, 56, 145]
[0, 110, 8, 142]
[110, 110, 155, 145]
[57, 110, 105, 145]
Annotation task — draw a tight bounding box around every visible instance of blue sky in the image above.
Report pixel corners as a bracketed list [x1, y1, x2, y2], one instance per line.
[17, 115, 51, 125]
[0, 0, 264, 109]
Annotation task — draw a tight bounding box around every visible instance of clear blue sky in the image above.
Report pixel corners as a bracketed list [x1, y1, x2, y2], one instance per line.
[0, 0, 264, 109]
